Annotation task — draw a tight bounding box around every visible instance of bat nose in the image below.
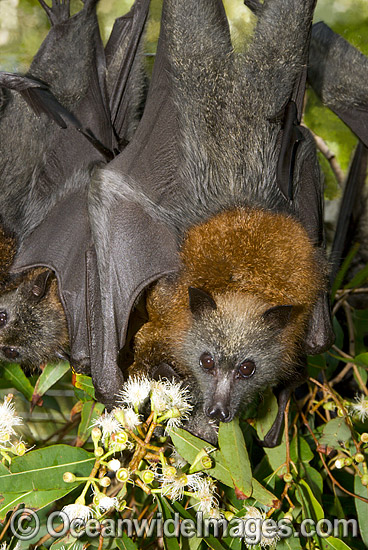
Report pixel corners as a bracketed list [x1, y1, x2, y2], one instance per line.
[206, 404, 232, 422]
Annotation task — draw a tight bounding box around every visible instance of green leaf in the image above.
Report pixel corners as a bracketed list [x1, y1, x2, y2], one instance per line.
[277, 536, 303, 550]
[251, 479, 279, 509]
[0, 488, 74, 520]
[299, 479, 324, 521]
[0, 445, 95, 493]
[74, 374, 95, 399]
[256, 390, 287, 476]
[290, 435, 313, 465]
[321, 538, 353, 550]
[218, 418, 252, 499]
[354, 475, 368, 546]
[171, 501, 228, 550]
[32, 362, 69, 399]
[1, 364, 34, 400]
[116, 534, 139, 550]
[319, 418, 351, 449]
[76, 401, 105, 446]
[169, 428, 233, 487]
[353, 354, 368, 385]
[303, 464, 323, 496]
[331, 242, 360, 300]
[344, 262, 368, 290]
[156, 496, 181, 550]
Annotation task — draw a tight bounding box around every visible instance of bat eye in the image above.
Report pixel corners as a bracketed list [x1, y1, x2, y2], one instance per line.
[199, 352, 215, 370]
[238, 360, 256, 379]
[0, 311, 7, 327]
[2, 346, 19, 360]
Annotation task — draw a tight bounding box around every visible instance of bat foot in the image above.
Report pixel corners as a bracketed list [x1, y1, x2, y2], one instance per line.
[38, 0, 70, 26]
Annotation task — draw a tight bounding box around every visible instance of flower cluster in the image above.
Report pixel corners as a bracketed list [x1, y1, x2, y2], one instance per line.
[118, 375, 193, 429]
[0, 395, 26, 463]
[350, 394, 368, 422]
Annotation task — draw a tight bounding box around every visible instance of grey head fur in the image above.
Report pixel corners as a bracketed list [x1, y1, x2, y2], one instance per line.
[0, 268, 69, 368]
[173, 293, 296, 424]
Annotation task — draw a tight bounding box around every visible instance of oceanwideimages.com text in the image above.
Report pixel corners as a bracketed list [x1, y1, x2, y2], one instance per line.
[10, 509, 359, 543]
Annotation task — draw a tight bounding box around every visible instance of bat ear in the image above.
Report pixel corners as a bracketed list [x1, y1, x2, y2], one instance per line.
[188, 286, 217, 318]
[29, 270, 52, 302]
[262, 305, 293, 329]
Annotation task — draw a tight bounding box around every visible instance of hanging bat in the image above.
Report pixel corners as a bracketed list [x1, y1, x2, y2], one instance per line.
[0, 0, 150, 373]
[308, 22, 368, 307]
[88, 0, 334, 445]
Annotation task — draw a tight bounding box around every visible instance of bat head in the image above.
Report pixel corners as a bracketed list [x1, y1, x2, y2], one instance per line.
[0, 268, 69, 369]
[177, 287, 296, 423]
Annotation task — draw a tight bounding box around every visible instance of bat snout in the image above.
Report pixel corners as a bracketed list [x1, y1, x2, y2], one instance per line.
[206, 402, 232, 423]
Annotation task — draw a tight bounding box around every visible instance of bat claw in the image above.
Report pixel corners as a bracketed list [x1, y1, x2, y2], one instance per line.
[38, 0, 70, 26]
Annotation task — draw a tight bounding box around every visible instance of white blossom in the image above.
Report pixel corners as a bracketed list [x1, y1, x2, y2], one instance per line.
[350, 394, 368, 422]
[243, 506, 280, 549]
[192, 476, 219, 516]
[170, 447, 188, 469]
[107, 459, 121, 472]
[97, 496, 119, 513]
[0, 396, 22, 437]
[150, 380, 170, 413]
[118, 375, 151, 409]
[91, 411, 123, 441]
[151, 379, 192, 419]
[62, 503, 94, 525]
[121, 407, 142, 430]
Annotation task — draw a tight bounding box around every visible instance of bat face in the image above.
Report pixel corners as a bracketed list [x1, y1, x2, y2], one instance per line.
[0, 269, 69, 368]
[177, 292, 295, 423]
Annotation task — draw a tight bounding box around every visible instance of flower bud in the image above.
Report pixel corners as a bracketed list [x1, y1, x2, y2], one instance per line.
[119, 500, 127, 511]
[13, 441, 26, 456]
[141, 470, 155, 485]
[361, 474, 368, 486]
[112, 432, 128, 445]
[334, 459, 344, 469]
[283, 473, 293, 483]
[116, 468, 130, 483]
[344, 457, 353, 467]
[361, 433, 368, 444]
[99, 477, 111, 488]
[354, 453, 365, 464]
[91, 427, 102, 442]
[95, 446, 104, 457]
[63, 472, 76, 483]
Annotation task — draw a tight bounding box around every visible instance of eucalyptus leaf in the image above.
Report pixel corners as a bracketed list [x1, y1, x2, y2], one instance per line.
[319, 418, 351, 449]
[74, 374, 96, 399]
[354, 475, 368, 546]
[169, 428, 234, 487]
[0, 445, 95, 493]
[0, 488, 74, 521]
[115, 534, 139, 550]
[32, 362, 69, 399]
[156, 496, 181, 550]
[322, 537, 354, 550]
[76, 401, 105, 446]
[1, 363, 34, 400]
[218, 418, 252, 499]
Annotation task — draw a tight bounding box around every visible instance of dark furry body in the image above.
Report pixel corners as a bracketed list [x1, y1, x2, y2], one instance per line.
[118, 0, 328, 442]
